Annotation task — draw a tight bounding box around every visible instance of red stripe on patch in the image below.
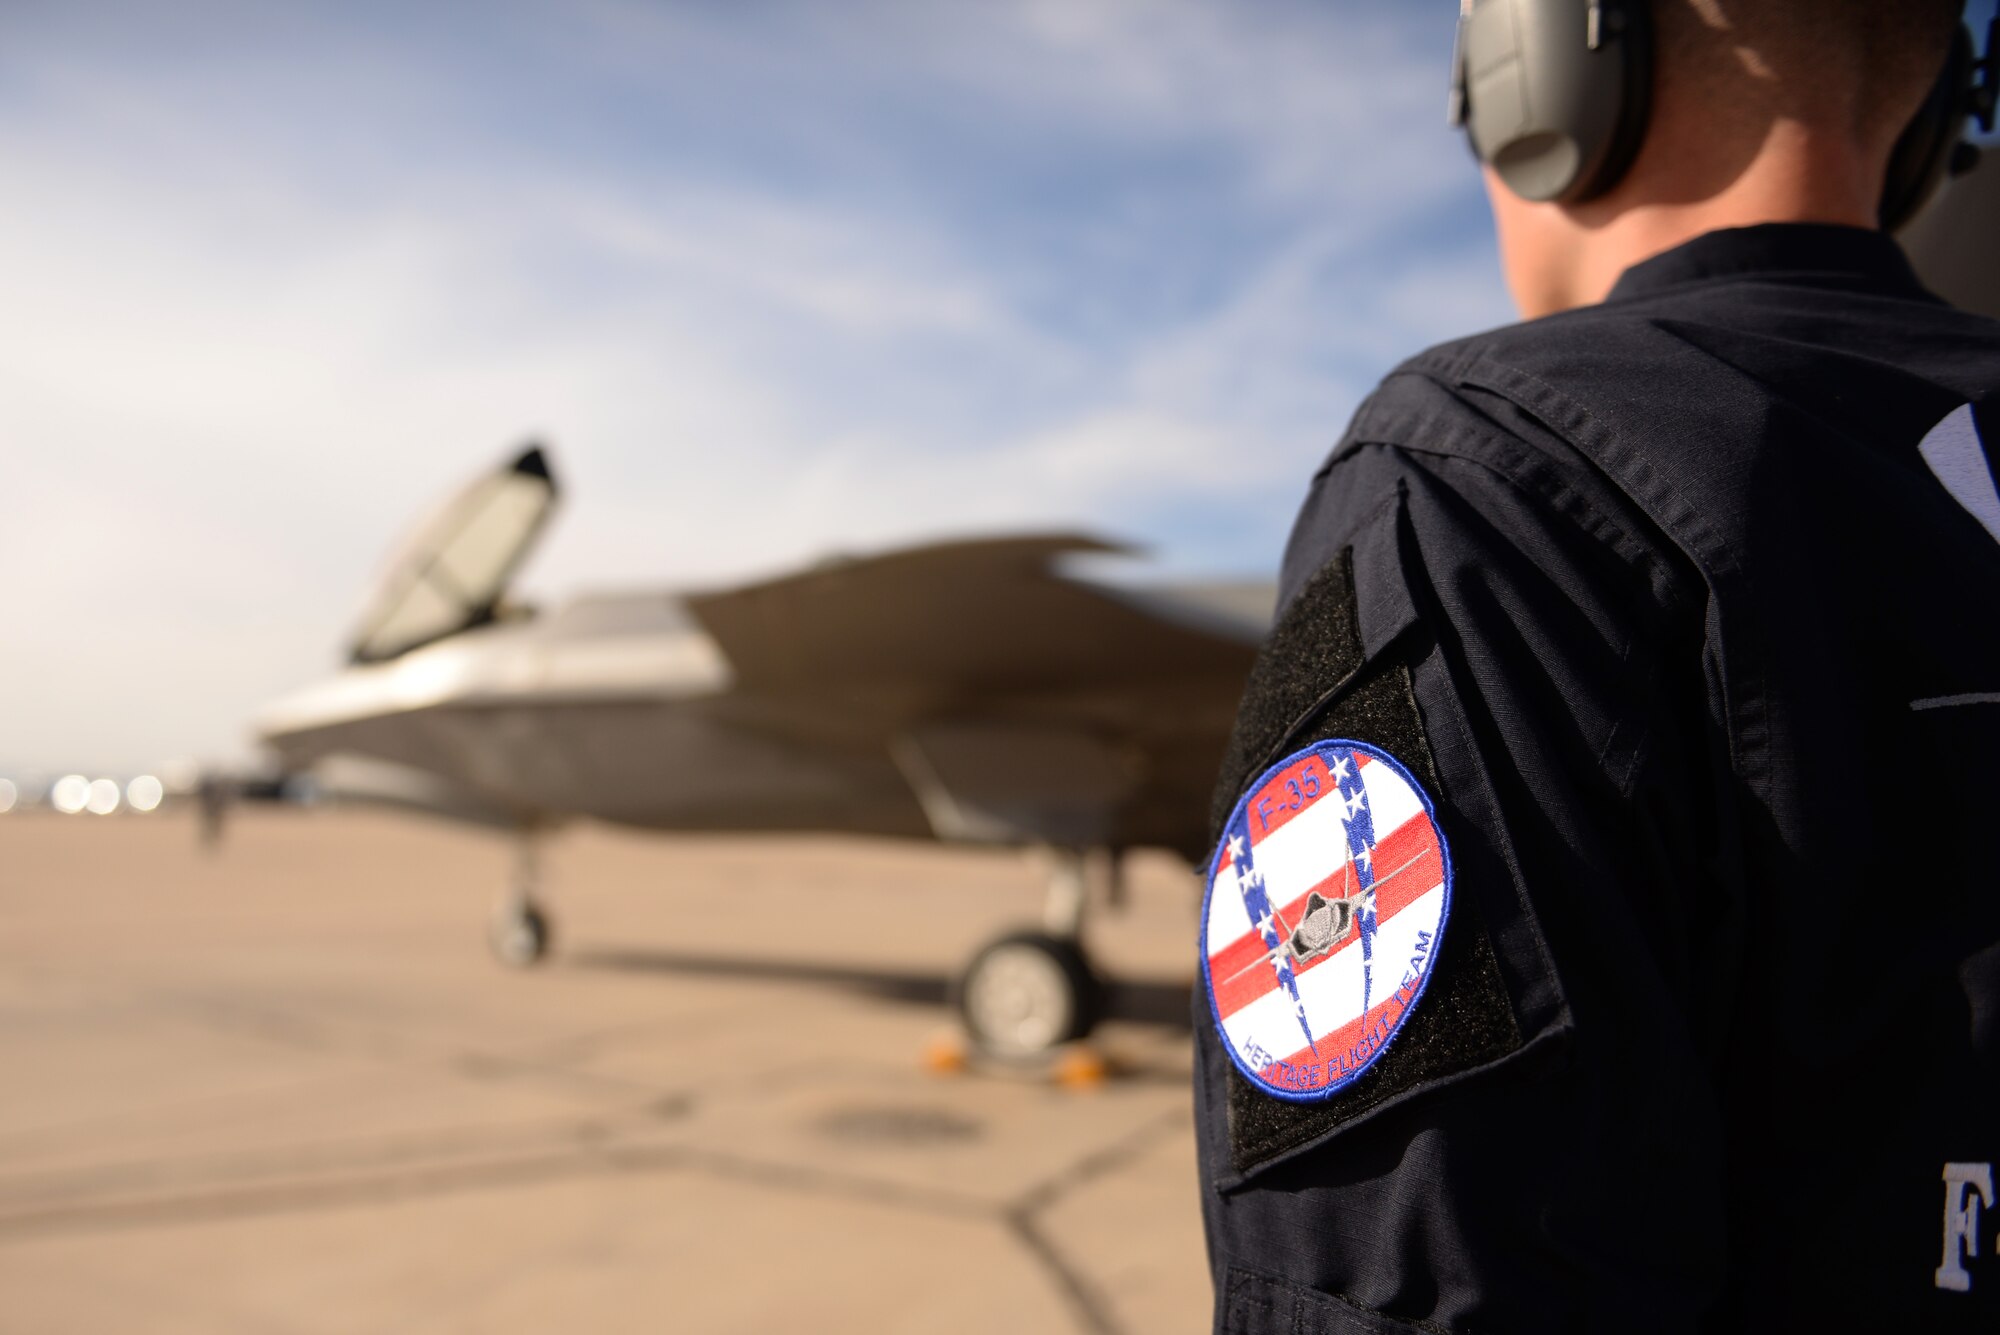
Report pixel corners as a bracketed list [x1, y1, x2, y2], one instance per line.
[1207, 812, 1442, 1021]
[1248, 968, 1431, 1095]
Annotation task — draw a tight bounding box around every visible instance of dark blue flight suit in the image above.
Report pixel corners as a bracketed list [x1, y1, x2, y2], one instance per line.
[1197, 224, 2000, 1332]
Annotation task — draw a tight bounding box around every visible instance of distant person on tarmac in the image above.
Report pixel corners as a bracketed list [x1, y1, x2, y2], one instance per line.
[196, 771, 229, 850]
[1195, 2, 2000, 1329]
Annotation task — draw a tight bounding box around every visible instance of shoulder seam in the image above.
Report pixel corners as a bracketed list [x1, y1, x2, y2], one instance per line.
[1332, 389, 1686, 618]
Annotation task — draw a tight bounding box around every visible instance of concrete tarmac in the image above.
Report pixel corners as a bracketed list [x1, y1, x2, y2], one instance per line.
[0, 809, 1211, 1333]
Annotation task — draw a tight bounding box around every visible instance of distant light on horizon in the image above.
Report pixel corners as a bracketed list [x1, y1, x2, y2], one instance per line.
[51, 774, 91, 815]
[85, 778, 122, 815]
[126, 774, 164, 813]
[0, 779, 16, 814]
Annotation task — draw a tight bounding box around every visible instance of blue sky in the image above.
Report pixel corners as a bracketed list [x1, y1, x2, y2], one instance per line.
[0, 2, 1513, 772]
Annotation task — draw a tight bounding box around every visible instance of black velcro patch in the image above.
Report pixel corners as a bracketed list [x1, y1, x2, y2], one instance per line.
[1209, 549, 1521, 1179]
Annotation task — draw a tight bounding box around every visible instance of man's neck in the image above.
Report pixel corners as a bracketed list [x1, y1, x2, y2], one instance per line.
[1491, 119, 1888, 318]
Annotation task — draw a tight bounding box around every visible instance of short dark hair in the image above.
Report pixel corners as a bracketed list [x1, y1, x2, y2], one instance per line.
[1657, 0, 1965, 140]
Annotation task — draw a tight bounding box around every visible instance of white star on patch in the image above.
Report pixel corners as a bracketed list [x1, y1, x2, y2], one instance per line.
[1355, 846, 1372, 872]
[1344, 790, 1368, 818]
[1328, 755, 1351, 784]
[1228, 835, 1245, 861]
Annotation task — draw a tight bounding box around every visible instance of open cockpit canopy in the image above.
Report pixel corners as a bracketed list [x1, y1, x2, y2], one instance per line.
[347, 445, 559, 664]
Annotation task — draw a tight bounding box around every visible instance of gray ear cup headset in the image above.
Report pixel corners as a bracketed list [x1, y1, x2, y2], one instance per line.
[1449, 0, 1999, 229]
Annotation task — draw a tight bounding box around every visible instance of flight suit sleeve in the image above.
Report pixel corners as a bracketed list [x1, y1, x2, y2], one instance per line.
[1196, 376, 1728, 1334]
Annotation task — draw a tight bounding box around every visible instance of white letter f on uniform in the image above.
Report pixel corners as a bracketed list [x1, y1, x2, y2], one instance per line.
[1937, 1162, 1996, 1292]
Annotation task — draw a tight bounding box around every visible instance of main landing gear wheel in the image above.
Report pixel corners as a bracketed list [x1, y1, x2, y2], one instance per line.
[955, 931, 1101, 1060]
[489, 902, 551, 967]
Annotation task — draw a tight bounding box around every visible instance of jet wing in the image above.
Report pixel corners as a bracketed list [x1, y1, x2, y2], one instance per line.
[347, 445, 559, 664]
[681, 533, 1260, 698]
[685, 533, 1268, 851]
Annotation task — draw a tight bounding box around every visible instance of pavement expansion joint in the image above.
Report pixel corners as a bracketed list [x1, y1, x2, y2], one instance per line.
[0, 1138, 692, 1244]
[1005, 1208, 1126, 1335]
[0, 1108, 686, 1225]
[0, 817, 1208, 1333]
[149, 983, 685, 1101]
[0, 1106, 1165, 1335]
[1009, 1105, 1191, 1217]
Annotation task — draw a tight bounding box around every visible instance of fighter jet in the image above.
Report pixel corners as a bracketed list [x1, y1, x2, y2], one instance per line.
[257, 445, 1271, 1057]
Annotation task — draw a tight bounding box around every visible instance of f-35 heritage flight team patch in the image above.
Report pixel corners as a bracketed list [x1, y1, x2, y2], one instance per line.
[1202, 739, 1452, 1102]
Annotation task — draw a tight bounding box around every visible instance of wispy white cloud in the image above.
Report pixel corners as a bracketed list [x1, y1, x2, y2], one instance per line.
[0, 0, 1511, 772]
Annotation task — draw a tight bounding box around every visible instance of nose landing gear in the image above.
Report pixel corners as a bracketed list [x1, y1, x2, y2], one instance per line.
[489, 832, 552, 967]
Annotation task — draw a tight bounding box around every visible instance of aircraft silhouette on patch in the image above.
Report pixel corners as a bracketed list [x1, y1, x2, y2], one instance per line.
[1288, 889, 1362, 963]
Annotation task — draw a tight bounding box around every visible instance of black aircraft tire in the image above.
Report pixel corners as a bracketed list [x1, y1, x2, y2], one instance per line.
[490, 903, 552, 967]
[955, 931, 1101, 1060]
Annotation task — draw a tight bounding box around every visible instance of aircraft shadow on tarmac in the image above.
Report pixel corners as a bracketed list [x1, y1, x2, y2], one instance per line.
[566, 948, 1194, 1031]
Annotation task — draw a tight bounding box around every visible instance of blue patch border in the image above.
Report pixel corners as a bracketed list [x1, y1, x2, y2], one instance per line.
[1200, 737, 1454, 1104]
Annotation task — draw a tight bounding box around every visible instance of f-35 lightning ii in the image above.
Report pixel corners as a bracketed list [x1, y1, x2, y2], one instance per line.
[257, 445, 1271, 1056]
